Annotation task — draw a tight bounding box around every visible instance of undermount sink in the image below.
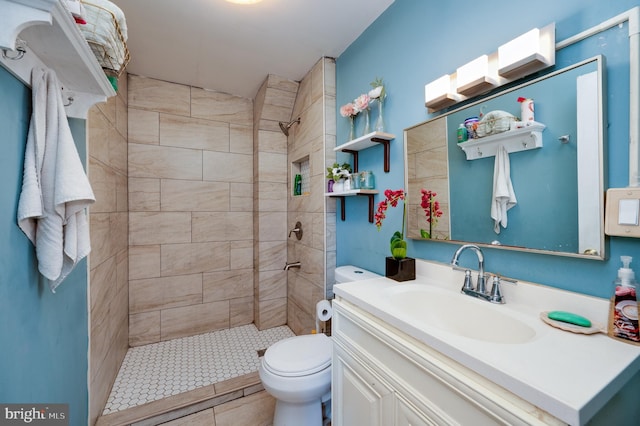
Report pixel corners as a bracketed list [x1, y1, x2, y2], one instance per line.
[384, 284, 537, 344]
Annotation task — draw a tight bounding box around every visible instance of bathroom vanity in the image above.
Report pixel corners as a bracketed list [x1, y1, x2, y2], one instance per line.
[331, 259, 640, 425]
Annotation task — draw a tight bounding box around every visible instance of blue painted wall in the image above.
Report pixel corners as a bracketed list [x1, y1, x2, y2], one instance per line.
[336, 0, 640, 298]
[0, 65, 89, 424]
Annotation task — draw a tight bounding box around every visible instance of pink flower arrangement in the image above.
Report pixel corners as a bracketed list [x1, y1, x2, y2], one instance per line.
[353, 93, 370, 112]
[420, 189, 443, 239]
[340, 102, 358, 118]
[375, 189, 408, 259]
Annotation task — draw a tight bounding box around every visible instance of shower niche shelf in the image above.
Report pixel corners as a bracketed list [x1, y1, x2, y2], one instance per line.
[335, 131, 395, 173]
[325, 189, 379, 223]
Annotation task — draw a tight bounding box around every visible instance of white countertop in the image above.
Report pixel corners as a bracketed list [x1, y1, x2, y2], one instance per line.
[333, 259, 640, 425]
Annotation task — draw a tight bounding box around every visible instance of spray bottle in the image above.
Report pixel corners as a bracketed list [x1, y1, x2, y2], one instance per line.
[608, 256, 640, 344]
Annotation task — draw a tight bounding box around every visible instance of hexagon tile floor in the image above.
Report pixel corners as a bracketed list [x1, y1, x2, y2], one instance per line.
[102, 324, 295, 414]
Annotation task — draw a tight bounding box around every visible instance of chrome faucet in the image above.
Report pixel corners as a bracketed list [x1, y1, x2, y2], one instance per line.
[450, 244, 504, 304]
[284, 261, 301, 271]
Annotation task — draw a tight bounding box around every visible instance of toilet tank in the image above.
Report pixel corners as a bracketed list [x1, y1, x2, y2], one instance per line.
[335, 265, 381, 284]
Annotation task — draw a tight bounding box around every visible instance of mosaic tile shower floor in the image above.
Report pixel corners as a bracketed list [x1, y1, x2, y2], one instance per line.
[103, 324, 295, 414]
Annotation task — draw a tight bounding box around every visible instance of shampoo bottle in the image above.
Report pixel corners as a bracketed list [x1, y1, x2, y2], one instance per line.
[608, 256, 640, 344]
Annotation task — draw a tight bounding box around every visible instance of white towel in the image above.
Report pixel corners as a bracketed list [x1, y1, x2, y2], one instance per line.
[491, 144, 517, 234]
[17, 68, 95, 292]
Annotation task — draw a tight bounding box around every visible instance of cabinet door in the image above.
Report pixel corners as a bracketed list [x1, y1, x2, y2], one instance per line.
[395, 395, 439, 426]
[332, 349, 394, 426]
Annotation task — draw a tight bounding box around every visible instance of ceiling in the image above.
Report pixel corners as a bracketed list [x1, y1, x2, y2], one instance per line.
[111, 0, 395, 99]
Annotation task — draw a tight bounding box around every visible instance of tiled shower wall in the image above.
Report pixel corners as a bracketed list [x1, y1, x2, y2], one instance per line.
[287, 57, 337, 335]
[87, 72, 129, 426]
[253, 74, 299, 330]
[127, 75, 254, 345]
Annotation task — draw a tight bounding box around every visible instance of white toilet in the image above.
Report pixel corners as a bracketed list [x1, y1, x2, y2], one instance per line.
[259, 265, 381, 426]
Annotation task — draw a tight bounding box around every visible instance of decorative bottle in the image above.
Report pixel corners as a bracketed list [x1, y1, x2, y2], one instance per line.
[608, 256, 640, 345]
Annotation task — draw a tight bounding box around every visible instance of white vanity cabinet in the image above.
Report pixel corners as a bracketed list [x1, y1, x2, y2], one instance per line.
[331, 298, 565, 426]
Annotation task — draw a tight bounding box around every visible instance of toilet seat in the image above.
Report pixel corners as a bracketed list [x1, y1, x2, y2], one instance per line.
[263, 334, 332, 377]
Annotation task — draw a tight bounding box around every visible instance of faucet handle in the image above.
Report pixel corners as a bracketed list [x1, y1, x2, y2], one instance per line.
[488, 275, 505, 304]
[461, 269, 474, 292]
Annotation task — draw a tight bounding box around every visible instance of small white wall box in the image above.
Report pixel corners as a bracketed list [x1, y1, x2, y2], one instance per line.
[605, 187, 640, 237]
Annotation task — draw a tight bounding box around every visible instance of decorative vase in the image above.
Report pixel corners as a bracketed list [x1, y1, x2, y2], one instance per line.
[327, 179, 334, 193]
[333, 179, 345, 193]
[361, 108, 370, 136]
[385, 257, 416, 282]
[348, 116, 355, 141]
[375, 98, 385, 133]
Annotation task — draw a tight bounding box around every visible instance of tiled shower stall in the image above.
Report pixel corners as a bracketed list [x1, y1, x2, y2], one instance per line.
[87, 57, 337, 423]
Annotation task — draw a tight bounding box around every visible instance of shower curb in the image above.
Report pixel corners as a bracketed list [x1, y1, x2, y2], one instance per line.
[95, 372, 264, 426]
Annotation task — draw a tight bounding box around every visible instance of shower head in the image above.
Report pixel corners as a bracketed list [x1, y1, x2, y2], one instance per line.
[278, 117, 301, 136]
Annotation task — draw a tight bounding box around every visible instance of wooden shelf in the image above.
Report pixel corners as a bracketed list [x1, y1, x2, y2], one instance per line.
[0, 0, 116, 118]
[325, 189, 379, 223]
[458, 122, 546, 160]
[334, 131, 395, 173]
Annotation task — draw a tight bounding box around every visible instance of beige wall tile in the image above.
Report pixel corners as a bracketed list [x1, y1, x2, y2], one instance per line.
[191, 87, 253, 127]
[230, 240, 253, 270]
[256, 298, 287, 330]
[130, 274, 202, 314]
[96, 96, 116, 124]
[89, 157, 117, 213]
[203, 151, 253, 183]
[128, 75, 190, 116]
[266, 74, 299, 93]
[256, 182, 286, 212]
[90, 213, 113, 267]
[129, 244, 161, 280]
[230, 183, 253, 211]
[214, 390, 275, 426]
[87, 107, 110, 166]
[261, 87, 297, 122]
[161, 180, 230, 212]
[129, 143, 203, 180]
[203, 269, 253, 302]
[230, 296, 253, 327]
[257, 241, 286, 272]
[258, 212, 287, 242]
[116, 92, 128, 138]
[230, 124, 253, 155]
[129, 311, 161, 346]
[161, 301, 230, 340]
[257, 129, 286, 154]
[257, 152, 287, 183]
[255, 270, 286, 301]
[160, 114, 230, 152]
[129, 212, 191, 245]
[160, 242, 230, 276]
[116, 173, 128, 212]
[129, 177, 160, 212]
[110, 212, 129, 255]
[128, 108, 159, 145]
[192, 212, 253, 242]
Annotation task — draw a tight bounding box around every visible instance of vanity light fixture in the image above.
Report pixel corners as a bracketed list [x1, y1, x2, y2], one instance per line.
[424, 74, 461, 112]
[497, 23, 555, 80]
[456, 54, 500, 97]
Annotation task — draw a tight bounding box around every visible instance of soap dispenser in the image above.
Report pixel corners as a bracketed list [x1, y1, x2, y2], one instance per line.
[608, 256, 640, 344]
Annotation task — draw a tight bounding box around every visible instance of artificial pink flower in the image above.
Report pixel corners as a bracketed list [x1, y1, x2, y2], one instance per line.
[354, 94, 370, 112]
[340, 103, 357, 117]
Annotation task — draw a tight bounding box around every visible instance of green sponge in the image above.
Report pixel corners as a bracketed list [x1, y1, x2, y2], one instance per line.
[547, 311, 592, 327]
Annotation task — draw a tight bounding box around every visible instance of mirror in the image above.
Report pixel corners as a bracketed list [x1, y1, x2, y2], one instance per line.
[406, 56, 605, 260]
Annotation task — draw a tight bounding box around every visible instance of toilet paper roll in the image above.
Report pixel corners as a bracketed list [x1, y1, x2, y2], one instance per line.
[316, 300, 333, 322]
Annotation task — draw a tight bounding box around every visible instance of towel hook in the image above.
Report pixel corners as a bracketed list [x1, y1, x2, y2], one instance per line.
[558, 135, 570, 144]
[63, 96, 74, 107]
[2, 38, 27, 60]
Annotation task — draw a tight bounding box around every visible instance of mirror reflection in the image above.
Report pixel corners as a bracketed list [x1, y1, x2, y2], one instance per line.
[406, 56, 605, 259]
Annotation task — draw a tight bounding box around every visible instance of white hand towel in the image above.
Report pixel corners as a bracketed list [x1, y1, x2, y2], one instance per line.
[490, 144, 517, 234]
[17, 68, 95, 292]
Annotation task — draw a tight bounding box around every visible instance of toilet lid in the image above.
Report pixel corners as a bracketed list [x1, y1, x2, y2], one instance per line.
[263, 334, 332, 377]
